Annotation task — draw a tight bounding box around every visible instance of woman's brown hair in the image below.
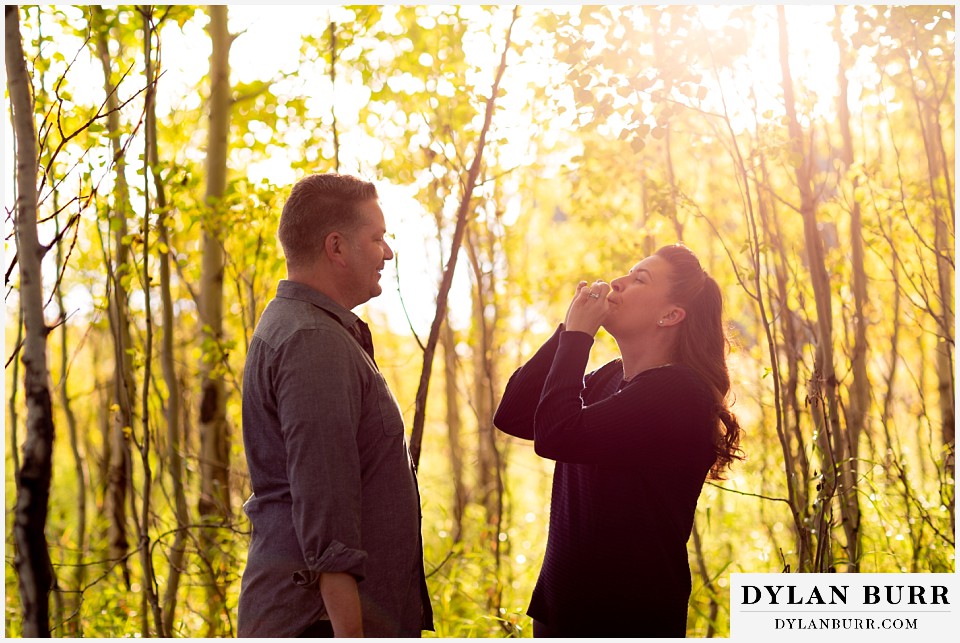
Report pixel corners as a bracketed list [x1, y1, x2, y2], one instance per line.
[656, 244, 744, 479]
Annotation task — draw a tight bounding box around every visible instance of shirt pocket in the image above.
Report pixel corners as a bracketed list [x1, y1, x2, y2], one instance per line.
[375, 373, 405, 436]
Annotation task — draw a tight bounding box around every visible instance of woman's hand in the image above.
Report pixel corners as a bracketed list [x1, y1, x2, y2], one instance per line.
[564, 281, 588, 328]
[564, 280, 611, 337]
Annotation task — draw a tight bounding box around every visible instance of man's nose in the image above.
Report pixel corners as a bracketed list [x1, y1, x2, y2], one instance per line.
[384, 241, 395, 260]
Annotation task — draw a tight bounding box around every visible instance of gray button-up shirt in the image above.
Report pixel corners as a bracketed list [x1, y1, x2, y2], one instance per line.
[238, 280, 433, 637]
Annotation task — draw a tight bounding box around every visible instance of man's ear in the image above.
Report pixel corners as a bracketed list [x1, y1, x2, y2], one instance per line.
[324, 231, 348, 266]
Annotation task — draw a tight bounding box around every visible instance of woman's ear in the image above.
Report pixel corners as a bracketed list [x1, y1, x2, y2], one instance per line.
[662, 306, 686, 326]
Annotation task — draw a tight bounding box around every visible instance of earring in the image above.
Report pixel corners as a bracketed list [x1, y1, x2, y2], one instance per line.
[658, 319, 664, 326]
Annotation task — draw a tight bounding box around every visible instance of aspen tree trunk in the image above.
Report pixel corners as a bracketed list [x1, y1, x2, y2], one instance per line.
[466, 219, 506, 622]
[409, 6, 519, 468]
[441, 318, 467, 543]
[914, 97, 955, 534]
[934, 290, 955, 537]
[328, 19, 340, 171]
[470, 275, 492, 519]
[875, 256, 906, 553]
[138, 8, 163, 635]
[637, 166, 655, 257]
[9, 307, 23, 488]
[878, 227, 901, 464]
[7, 6, 55, 636]
[691, 519, 718, 637]
[650, 8, 683, 242]
[428, 175, 468, 542]
[726, 83, 812, 570]
[144, 15, 191, 636]
[198, 6, 233, 635]
[96, 351, 111, 502]
[778, 6, 856, 571]
[44, 48, 87, 632]
[833, 6, 866, 571]
[757, 152, 813, 571]
[91, 5, 135, 587]
[466, 225, 502, 529]
[896, 37, 955, 532]
[55, 210, 87, 636]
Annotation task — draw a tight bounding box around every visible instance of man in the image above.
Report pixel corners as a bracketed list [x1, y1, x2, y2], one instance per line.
[238, 173, 433, 637]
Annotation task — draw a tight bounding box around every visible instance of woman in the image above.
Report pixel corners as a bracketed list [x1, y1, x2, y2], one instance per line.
[494, 244, 743, 638]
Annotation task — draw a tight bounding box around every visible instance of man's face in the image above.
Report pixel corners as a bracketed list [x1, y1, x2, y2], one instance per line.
[341, 199, 394, 308]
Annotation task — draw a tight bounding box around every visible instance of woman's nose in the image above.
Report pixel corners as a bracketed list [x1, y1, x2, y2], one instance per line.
[611, 279, 623, 292]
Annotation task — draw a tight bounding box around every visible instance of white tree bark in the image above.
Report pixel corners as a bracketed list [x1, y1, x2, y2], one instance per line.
[198, 5, 233, 635]
[7, 5, 55, 636]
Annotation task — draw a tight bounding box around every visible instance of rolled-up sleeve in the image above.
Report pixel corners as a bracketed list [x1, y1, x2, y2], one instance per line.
[274, 328, 368, 584]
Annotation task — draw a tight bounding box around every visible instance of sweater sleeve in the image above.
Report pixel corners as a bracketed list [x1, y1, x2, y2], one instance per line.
[533, 330, 714, 466]
[494, 325, 565, 440]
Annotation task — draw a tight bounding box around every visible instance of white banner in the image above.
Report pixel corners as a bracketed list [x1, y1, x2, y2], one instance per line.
[730, 573, 958, 641]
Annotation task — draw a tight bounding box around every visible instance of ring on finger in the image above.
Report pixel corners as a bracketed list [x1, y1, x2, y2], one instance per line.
[589, 292, 600, 299]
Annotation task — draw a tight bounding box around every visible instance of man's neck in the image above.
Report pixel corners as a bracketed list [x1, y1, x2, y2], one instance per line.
[286, 268, 355, 311]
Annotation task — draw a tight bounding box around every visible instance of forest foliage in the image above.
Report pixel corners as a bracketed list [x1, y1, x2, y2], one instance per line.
[4, 4, 955, 638]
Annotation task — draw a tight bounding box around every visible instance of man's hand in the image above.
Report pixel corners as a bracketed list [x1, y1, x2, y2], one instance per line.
[320, 572, 363, 637]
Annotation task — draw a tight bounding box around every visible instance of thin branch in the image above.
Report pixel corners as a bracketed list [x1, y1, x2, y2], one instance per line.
[705, 481, 792, 505]
[393, 251, 425, 351]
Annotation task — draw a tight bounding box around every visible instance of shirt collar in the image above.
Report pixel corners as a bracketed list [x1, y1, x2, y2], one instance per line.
[275, 279, 359, 328]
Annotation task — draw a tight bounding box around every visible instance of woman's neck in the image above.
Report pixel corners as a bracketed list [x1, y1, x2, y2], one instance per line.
[615, 334, 677, 382]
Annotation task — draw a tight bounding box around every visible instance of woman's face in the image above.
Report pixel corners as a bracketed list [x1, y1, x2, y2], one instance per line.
[602, 254, 681, 337]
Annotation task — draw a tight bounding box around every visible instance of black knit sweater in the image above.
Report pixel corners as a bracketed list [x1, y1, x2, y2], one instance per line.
[494, 327, 717, 637]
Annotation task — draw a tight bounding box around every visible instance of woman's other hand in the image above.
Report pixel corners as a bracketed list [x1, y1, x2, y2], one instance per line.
[564, 281, 588, 328]
[564, 280, 611, 337]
